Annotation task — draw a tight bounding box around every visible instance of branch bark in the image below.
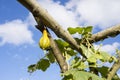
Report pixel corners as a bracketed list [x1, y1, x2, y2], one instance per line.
[50, 37, 68, 73]
[89, 25, 120, 43]
[107, 51, 120, 80]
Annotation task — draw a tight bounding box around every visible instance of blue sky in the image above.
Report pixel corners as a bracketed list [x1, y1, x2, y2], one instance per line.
[0, 0, 120, 80]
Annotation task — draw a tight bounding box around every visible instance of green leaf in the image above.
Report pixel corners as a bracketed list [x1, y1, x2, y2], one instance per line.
[70, 56, 87, 69]
[36, 59, 50, 71]
[97, 66, 109, 78]
[62, 70, 104, 80]
[62, 74, 73, 80]
[70, 57, 80, 65]
[74, 38, 81, 43]
[55, 39, 69, 52]
[77, 61, 87, 69]
[47, 51, 55, 63]
[71, 57, 86, 69]
[66, 48, 77, 56]
[99, 51, 111, 62]
[84, 26, 93, 33]
[80, 44, 94, 58]
[63, 52, 72, 61]
[87, 53, 102, 63]
[87, 56, 97, 63]
[28, 64, 36, 73]
[55, 39, 69, 47]
[67, 26, 93, 37]
[67, 27, 83, 34]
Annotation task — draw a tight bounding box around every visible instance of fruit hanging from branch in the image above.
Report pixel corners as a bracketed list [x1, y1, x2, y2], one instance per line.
[39, 28, 50, 50]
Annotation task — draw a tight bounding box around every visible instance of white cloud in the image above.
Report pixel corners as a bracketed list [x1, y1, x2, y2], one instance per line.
[0, 19, 34, 46]
[34, 0, 120, 30]
[94, 42, 120, 54]
[25, 13, 37, 27]
[66, 0, 120, 29]
[1, 0, 120, 46]
[38, 0, 79, 30]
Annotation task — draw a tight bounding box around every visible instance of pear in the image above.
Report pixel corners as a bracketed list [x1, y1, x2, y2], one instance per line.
[39, 29, 50, 50]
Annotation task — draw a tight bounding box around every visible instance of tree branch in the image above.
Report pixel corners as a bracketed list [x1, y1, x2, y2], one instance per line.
[107, 50, 120, 80]
[17, 0, 86, 58]
[49, 36, 68, 73]
[35, 17, 68, 73]
[17, 0, 120, 76]
[89, 25, 120, 43]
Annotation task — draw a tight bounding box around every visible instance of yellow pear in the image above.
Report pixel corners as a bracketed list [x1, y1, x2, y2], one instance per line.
[39, 29, 50, 50]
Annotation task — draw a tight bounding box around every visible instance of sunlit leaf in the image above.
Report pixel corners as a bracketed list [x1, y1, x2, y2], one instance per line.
[87, 53, 102, 63]
[84, 26, 93, 33]
[67, 27, 83, 34]
[55, 39, 69, 52]
[80, 44, 94, 58]
[62, 70, 104, 80]
[64, 52, 72, 61]
[70, 57, 80, 66]
[70, 57, 87, 69]
[99, 51, 111, 62]
[87, 56, 96, 63]
[55, 39, 69, 47]
[68, 26, 93, 35]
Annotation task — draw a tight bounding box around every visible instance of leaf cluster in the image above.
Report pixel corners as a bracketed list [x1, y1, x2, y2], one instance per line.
[28, 50, 55, 73]
[28, 26, 119, 80]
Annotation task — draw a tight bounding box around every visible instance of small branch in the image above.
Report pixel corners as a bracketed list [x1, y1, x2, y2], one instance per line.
[89, 25, 120, 43]
[107, 51, 120, 80]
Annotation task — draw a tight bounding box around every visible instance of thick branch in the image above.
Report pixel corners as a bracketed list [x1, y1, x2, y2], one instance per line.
[89, 25, 120, 43]
[107, 51, 120, 80]
[17, 0, 86, 57]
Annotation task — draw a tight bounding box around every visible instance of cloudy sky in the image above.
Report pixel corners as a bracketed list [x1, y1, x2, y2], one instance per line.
[0, 0, 120, 80]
